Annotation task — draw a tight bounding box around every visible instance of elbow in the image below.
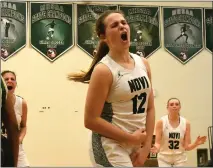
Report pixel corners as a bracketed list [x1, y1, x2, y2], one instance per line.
[84, 116, 100, 131]
[184, 147, 189, 151]
[185, 147, 190, 151]
[184, 145, 191, 151]
[84, 120, 90, 129]
[84, 117, 94, 130]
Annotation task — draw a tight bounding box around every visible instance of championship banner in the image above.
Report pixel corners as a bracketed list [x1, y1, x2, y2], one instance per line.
[163, 7, 203, 64]
[119, 5, 160, 58]
[1, 1, 26, 61]
[204, 8, 213, 53]
[76, 4, 118, 58]
[30, 3, 74, 62]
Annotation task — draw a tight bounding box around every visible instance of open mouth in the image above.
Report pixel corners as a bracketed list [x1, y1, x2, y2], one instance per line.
[7, 86, 13, 90]
[121, 32, 128, 41]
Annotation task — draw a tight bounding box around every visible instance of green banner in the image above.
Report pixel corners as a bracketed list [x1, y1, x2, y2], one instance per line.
[1, 1, 26, 61]
[204, 8, 213, 53]
[163, 7, 203, 64]
[30, 3, 74, 62]
[77, 4, 118, 58]
[119, 5, 160, 58]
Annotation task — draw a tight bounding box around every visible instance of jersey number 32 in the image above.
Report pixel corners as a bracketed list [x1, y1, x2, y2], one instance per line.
[168, 140, 180, 149]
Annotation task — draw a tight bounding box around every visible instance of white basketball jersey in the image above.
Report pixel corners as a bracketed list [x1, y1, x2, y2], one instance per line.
[14, 95, 23, 129]
[14, 95, 30, 166]
[99, 53, 151, 134]
[159, 115, 186, 155]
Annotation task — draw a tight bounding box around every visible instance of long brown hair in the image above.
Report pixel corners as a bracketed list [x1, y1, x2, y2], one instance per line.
[67, 10, 124, 83]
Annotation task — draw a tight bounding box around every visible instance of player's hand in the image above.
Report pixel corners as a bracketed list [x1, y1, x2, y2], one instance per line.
[130, 145, 150, 167]
[150, 144, 160, 154]
[195, 136, 207, 146]
[130, 128, 146, 146]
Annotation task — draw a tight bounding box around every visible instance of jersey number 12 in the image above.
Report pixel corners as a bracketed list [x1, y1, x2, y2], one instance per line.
[132, 92, 147, 114]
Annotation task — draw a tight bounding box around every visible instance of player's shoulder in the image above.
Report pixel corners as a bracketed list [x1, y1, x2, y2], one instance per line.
[16, 95, 27, 105]
[94, 62, 112, 75]
[180, 116, 188, 122]
[180, 116, 190, 127]
[160, 115, 168, 120]
[16, 95, 23, 99]
[157, 116, 165, 125]
[91, 62, 113, 86]
[158, 115, 168, 125]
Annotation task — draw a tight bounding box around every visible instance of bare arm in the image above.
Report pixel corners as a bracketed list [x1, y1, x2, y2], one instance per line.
[131, 121, 161, 166]
[151, 120, 163, 153]
[3, 92, 19, 167]
[19, 99, 27, 144]
[142, 57, 155, 148]
[84, 63, 144, 145]
[184, 120, 206, 151]
[130, 58, 156, 166]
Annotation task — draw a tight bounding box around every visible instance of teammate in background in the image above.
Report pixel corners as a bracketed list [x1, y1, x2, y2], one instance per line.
[2, 70, 30, 167]
[151, 98, 207, 167]
[1, 75, 19, 167]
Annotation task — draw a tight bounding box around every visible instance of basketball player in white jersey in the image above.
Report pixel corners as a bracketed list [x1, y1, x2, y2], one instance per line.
[151, 98, 206, 167]
[68, 10, 155, 167]
[2, 70, 30, 167]
[1, 76, 19, 167]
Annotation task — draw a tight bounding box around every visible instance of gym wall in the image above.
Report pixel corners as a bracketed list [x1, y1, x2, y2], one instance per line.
[1, 0, 212, 166]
